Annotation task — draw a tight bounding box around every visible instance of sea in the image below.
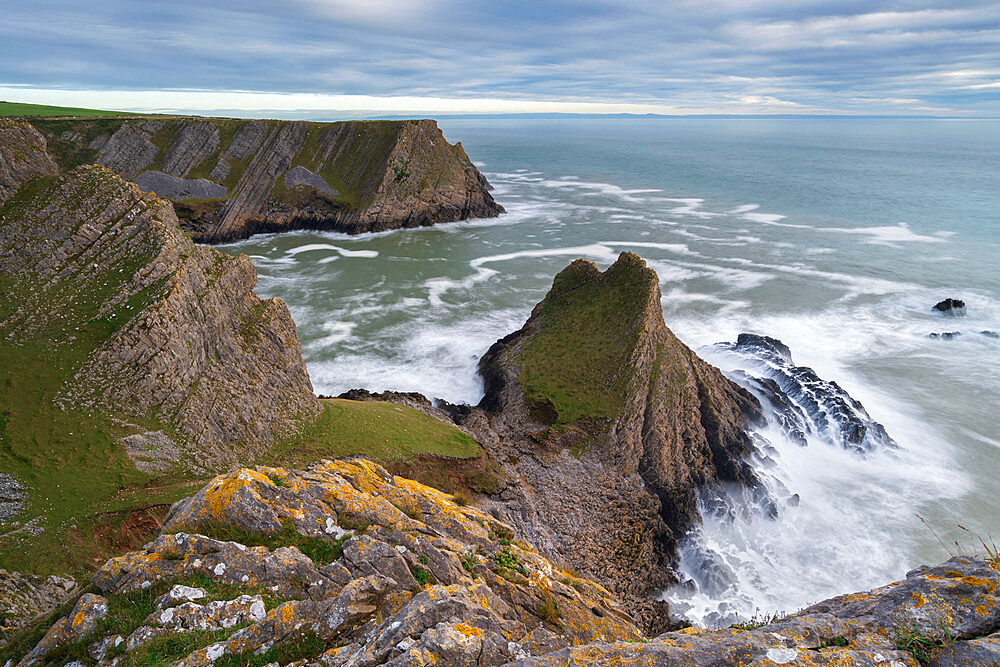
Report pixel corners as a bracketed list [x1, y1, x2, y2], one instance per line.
[220, 117, 1000, 626]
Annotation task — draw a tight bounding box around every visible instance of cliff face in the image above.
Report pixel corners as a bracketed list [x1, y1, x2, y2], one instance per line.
[0, 120, 58, 204]
[0, 165, 320, 468]
[6, 460, 999, 666]
[461, 252, 765, 631]
[27, 116, 503, 243]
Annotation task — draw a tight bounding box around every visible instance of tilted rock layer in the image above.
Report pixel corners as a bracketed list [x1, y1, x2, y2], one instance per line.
[453, 252, 765, 632]
[7, 460, 1000, 666]
[27, 116, 503, 242]
[0, 165, 320, 467]
[0, 120, 58, 205]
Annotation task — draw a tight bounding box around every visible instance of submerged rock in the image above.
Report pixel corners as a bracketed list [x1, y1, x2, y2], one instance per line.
[933, 298, 967, 316]
[928, 332, 963, 340]
[981, 330, 1000, 339]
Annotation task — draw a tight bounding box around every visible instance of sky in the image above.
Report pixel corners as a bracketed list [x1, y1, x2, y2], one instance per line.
[2, 0, 999, 117]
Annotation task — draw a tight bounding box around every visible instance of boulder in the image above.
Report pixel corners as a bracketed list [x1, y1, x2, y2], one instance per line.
[933, 299, 966, 316]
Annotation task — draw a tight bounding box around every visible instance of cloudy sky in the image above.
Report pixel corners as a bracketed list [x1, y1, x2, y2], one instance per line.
[2, 0, 999, 116]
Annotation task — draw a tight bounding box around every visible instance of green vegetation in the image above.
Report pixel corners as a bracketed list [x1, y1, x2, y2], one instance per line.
[517, 256, 653, 427]
[535, 591, 563, 628]
[167, 521, 348, 565]
[411, 565, 431, 585]
[493, 547, 526, 576]
[0, 101, 129, 118]
[0, 177, 196, 578]
[272, 399, 481, 468]
[892, 625, 953, 665]
[215, 631, 325, 667]
[729, 608, 787, 631]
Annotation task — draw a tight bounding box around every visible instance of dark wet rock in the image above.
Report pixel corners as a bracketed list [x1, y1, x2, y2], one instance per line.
[933, 298, 967, 316]
[981, 330, 1000, 339]
[718, 333, 895, 453]
[928, 332, 962, 340]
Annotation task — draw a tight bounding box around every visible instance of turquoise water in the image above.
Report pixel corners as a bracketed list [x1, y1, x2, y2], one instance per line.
[221, 118, 1000, 624]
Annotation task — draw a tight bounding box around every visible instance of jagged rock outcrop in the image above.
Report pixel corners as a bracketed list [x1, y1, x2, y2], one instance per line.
[450, 253, 766, 632]
[716, 333, 896, 453]
[6, 461, 999, 666]
[0, 120, 58, 205]
[27, 116, 503, 243]
[3, 459, 643, 666]
[0, 165, 320, 468]
[933, 298, 966, 316]
[0, 571, 76, 637]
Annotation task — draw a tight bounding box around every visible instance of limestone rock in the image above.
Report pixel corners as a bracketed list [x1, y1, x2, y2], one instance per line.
[0, 570, 76, 635]
[29, 117, 503, 243]
[0, 165, 320, 468]
[15, 459, 640, 666]
[452, 252, 764, 631]
[15, 593, 107, 666]
[0, 120, 58, 205]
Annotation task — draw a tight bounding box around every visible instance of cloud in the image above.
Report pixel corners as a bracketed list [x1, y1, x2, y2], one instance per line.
[1, 0, 998, 115]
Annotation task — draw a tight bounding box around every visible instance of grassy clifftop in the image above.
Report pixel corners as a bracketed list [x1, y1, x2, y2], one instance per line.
[23, 114, 502, 242]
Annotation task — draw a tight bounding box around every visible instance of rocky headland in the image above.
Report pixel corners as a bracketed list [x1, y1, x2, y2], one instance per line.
[22, 116, 502, 243]
[2, 114, 1000, 665]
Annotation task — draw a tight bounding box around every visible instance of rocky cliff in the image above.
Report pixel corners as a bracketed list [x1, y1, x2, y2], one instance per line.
[4, 458, 998, 666]
[441, 253, 766, 632]
[25, 116, 502, 243]
[0, 164, 320, 468]
[0, 121, 58, 204]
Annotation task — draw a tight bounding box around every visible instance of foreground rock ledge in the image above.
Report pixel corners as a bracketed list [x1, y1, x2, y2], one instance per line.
[7, 458, 999, 666]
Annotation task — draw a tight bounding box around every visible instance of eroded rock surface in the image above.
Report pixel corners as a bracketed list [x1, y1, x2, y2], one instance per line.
[7, 461, 999, 666]
[0, 165, 320, 468]
[0, 570, 76, 636]
[9, 459, 642, 666]
[446, 253, 766, 632]
[27, 117, 503, 243]
[0, 120, 58, 205]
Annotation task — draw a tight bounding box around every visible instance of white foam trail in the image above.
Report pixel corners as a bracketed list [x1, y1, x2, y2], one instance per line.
[306, 321, 356, 350]
[536, 178, 663, 203]
[285, 243, 379, 258]
[818, 222, 951, 246]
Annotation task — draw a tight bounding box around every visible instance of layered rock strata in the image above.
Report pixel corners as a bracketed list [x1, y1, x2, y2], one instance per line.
[0, 165, 320, 467]
[7, 460, 1000, 666]
[440, 253, 766, 632]
[27, 116, 503, 242]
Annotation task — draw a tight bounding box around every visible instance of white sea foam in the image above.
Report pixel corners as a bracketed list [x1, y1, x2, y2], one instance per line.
[285, 243, 380, 258]
[819, 222, 951, 246]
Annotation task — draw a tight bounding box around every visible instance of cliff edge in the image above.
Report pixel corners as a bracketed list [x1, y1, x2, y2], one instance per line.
[452, 252, 765, 631]
[0, 164, 320, 468]
[26, 116, 503, 243]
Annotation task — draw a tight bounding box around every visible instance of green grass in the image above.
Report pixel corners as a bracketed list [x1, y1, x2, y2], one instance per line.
[0, 176, 197, 578]
[214, 631, 325, 667]
[167, 520, 347, 565]
[517, 254, 653, 427]
[271, 399, 481, 468]
[0, 101, 129, 118]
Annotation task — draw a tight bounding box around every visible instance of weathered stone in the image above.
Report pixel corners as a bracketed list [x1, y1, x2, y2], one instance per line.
[120, 431, 181, 473]
[16, 593, 107, 666]
[0, 120, 58, 205]
[933, 298, 966, 316]
[0, 166, 320, 468]
[27, 117, 503, 243]
[0, 569, 76, 634]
